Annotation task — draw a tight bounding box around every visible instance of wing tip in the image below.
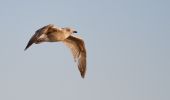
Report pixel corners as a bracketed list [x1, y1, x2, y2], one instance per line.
[24, 46, 28, 51]
[80, 68, 86, 79]
[81, 73, 85, 78]
[24, 41, 34, 51]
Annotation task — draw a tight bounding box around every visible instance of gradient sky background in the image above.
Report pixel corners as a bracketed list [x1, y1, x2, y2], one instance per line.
[0, 0, 169, 100]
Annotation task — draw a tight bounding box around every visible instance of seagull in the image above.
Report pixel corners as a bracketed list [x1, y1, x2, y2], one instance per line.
[24, 24, 87, 78]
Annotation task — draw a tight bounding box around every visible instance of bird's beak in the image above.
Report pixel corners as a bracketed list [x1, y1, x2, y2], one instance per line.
[73, 31, 77, 33]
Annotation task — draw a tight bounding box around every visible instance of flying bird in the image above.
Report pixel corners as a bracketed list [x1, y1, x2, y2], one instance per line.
[25, 24, 87, 78]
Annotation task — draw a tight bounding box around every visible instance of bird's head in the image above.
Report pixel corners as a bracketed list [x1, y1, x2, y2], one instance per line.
[62, 27, 77, 34]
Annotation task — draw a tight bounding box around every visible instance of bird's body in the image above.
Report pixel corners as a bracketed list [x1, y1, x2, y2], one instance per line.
[25, 24, 87, 78]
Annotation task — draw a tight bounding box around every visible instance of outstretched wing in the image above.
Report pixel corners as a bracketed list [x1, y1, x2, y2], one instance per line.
[24, 24, 54, 50]
[63, 35, 87, 78]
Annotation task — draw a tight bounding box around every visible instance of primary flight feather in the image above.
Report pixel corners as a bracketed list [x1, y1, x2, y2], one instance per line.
[25, 24, 87, 78]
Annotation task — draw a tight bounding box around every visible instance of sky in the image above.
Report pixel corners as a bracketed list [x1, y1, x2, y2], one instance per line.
[0, 0, 170, 100]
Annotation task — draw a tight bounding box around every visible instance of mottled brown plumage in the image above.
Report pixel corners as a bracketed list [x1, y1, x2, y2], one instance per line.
[25, 24, 87, 78]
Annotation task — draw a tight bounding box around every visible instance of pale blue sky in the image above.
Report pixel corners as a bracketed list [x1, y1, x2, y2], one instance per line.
[0, 0, 170, 100]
